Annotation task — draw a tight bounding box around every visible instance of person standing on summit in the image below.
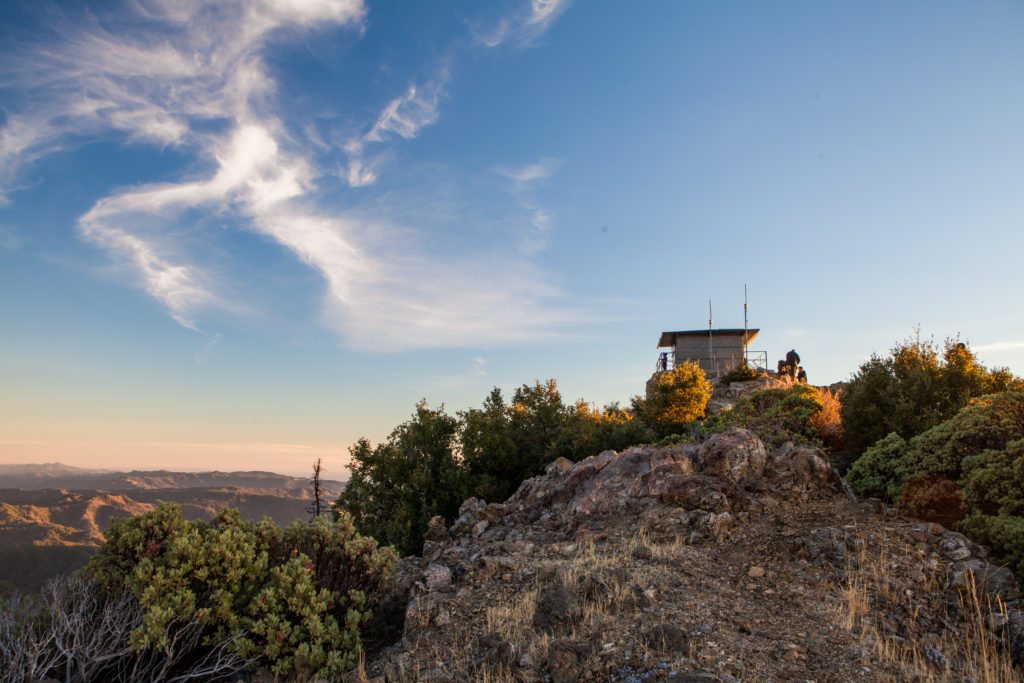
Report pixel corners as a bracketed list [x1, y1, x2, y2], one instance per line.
[785, 349, 801, 379]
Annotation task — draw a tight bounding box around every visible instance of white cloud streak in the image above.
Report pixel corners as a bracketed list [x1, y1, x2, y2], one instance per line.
[973, 341, 1024, 353]
[495, 158, 562, 191]
[1, 0, 582, 349]
[495, 159, 561, 254]
[477, 0, 571, 48]
[343, 75, 447, 188]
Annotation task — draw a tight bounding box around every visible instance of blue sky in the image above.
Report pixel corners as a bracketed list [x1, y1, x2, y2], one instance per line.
[1, 0, 1022, 475]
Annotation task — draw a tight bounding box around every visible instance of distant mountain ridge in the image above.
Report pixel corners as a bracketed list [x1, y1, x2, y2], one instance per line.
[0, 463, 346, 595]
[0, 462, 344, 494]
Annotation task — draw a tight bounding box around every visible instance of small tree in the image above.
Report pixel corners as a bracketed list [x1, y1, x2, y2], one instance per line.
[335, 401, 466, 556]
[460, 388, 518, 503]
[308, 458, 325, 519]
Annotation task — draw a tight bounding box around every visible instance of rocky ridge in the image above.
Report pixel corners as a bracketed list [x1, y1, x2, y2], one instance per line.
[363, 428, 1023, 682]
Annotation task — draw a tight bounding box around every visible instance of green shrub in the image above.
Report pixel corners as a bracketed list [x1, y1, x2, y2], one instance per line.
[634, 362, 712, 429]
[720, 363, 758, 385]
[653, 432, 696, 447]
[845, 432, 909, 499]
[960, 514, 1024, 578]
[707, 384, 827, 449]
[961, 439, 1024, 517]
[840, 334, 1024, 454]
[846, 392, 1024, 587]
[86, 504, 395, 679]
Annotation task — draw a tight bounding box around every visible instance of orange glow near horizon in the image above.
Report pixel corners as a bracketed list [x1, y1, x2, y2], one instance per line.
[0, 440, 351, 478]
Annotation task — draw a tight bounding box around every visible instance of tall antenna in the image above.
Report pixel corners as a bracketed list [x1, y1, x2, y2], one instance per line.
[743, 284, 749, 366]
[708, 298, 714, 374]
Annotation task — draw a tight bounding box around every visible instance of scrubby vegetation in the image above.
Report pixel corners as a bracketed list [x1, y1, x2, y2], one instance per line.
[847, 391, 1024, 577]
[338, 381, 656, 555]
[81, 504, 395, 680]
[708, 384, 842, 450]
[840, 334, 1023, 454]
[719, 362, 758, 385]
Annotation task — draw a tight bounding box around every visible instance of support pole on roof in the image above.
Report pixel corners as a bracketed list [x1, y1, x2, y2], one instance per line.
[743, 284, 749, 365]
[708, 299, 713, 374]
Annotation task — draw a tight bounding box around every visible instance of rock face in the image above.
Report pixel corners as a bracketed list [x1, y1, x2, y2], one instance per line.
[505, 427, 835, 534]
[367, 428, 1023, 682]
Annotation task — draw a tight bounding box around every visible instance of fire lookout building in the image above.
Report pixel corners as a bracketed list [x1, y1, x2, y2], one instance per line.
[656, 328, 765, 377]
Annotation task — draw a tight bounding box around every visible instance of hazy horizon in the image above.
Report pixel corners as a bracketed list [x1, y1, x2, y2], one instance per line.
[2, 0, 1023, 475]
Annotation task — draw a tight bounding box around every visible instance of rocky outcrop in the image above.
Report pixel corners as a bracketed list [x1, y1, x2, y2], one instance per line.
[367, 428, 1023, 682]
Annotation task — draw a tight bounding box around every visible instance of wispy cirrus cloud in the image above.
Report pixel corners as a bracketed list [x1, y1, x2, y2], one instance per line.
[495, 158, 562, 253]
[477, 0, 572, 48]
[343, 74, 448, 188]
[0, 0, 582, 350]
[495, 157, 562, 191]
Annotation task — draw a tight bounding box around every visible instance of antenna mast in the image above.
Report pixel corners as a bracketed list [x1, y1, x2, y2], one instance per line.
[708, 299, 714, 375]
[743, 284, 749, 366]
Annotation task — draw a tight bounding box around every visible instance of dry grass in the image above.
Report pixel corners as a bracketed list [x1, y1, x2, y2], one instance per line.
[836, 531, 1018, 682]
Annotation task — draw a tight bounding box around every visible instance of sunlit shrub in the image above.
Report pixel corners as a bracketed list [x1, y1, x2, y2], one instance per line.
[808, 388, 845, 452]
[554, 400, 653, 461]
[841, 333, 1024, 454]
[708, 384, 825, 449]
[634, 362, 712, 428]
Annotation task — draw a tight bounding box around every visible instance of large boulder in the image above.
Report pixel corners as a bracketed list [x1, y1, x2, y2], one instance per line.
[696, 429, 767, 485]
[765, 443, 837, 494]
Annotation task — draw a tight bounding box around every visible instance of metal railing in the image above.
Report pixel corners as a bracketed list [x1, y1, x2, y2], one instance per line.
[745, 350, 768, 371]
[654, 349, 769, 374]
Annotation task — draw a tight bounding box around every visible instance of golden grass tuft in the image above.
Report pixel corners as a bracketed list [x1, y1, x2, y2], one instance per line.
[836, 531, 1018, 682]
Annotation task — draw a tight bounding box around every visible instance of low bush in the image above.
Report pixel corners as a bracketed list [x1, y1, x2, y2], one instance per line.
[720, 363, 758, 385]
[86, 504, 395, 680]
[708, 384, 829, 449]
[961, 514, 1024, 579]
[842, 432, 908, 499]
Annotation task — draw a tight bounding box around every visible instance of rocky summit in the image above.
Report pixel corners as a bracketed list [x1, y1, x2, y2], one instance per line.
[362, 428, 1023, 682]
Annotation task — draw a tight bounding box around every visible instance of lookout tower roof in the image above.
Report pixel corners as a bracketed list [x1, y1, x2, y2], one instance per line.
[657, 328, 760, 348]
